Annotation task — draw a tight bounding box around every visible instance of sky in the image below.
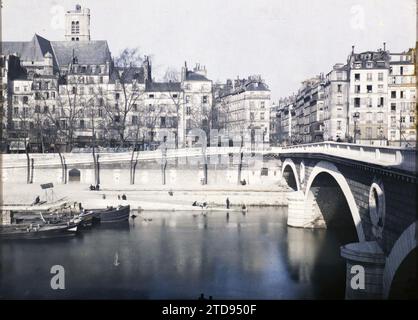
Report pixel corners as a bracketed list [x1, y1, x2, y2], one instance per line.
[1, 0, 416, 101]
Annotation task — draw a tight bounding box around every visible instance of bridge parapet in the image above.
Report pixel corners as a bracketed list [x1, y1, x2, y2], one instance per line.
[276, 142, 416, 173]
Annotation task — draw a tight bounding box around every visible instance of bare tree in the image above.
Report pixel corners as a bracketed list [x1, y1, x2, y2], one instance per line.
[103, 48, 145, 147]
[13, 107, 34, 183]
[162, 68, 182, 148]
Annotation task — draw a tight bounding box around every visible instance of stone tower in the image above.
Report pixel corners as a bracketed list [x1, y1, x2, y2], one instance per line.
[65, 4, 91, 41]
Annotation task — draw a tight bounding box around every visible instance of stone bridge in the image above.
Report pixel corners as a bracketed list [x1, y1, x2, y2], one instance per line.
[276, 142, 417, 299]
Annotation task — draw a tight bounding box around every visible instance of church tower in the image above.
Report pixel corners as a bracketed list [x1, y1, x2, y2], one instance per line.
[65, 4, 91, 41]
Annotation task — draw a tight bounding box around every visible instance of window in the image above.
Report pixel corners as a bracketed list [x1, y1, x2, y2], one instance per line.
[160, 117, 166, 127]
[377, 112, 383, 122]
[260, 112, 265, 120]
[337, 84, 342, 93]
[72, 87, 77, 94]
[261, 101, 265, 108]
[367, 73, 372, 81]
[13, 107, 19, 116]
[186, 106, 191, 115]
[378, 97, 384, 107]
[132, 104, 138, 111]
[337, 121, 341, 130]
[148, 94, 154, 99]
[355, 73, 360, 81]
[35, 105, 40, 113]
[115, 93, 120, 100]
[43, 106, 49, 114]
[23, 96, 28, 104]
[202, 96, 208, 104]
[250, 112, 255, 121]
[172, 94, 178, 98]
[391, 103, 396, 111]
[132, 115, 138, 125]
[14, 86, 20, 92]
[366, 112, 372, 122]
[391, 91, 396, 99]
[400, 91, 404, 99]
[355, 85, 360, 93]
[336, 72, 342, 80]
[410, 116, 415, 124]
[186, 95, 191, 103]
[354, 97, 360, 108]
[366, 127, 372, 139]
[378, 72, 384, 81]
[367, 85, 373, 93]
[89, 87, 94, 95]
[400, 116, 405, 123]
[79, 120, 85, 129]
[51, 92, 55, 99]
[337, 96, 342, 105]
[261, 168, 268, 176]
[400, 67, 404, 76]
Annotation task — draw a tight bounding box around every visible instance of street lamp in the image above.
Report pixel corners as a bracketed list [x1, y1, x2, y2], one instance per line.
[353, 112, 360, 144]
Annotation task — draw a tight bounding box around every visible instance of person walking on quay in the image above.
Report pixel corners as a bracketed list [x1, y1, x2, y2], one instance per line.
[226, 197, 230, 209]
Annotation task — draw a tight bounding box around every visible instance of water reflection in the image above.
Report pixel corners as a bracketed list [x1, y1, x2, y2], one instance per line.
[0, 208, 349, 299]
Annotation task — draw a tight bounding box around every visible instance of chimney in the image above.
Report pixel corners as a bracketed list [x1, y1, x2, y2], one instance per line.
[383, 42, 386, 51]
[352, 45, 355, 54]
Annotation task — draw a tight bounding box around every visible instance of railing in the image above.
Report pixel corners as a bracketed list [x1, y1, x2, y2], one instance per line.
[276, 142, 416, 172]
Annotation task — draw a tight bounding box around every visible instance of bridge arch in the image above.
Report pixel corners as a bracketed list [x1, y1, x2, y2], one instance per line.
[304, 161, 365, 241]
[383, 221, 418, 299]
[281, 158, 300, 191]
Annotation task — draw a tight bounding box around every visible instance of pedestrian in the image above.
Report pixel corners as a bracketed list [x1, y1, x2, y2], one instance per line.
[118, 195, 121, 200]
[33, 195, 40, 205]
[79, 202, 83, 211]
[226, 197, 230, 209]
[102, 194, 106, 199]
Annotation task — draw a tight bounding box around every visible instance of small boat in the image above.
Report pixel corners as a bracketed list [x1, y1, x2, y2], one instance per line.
[87, 205, 130, 224]
[77, 210, 100, 228]
[0, 222, 79, 240]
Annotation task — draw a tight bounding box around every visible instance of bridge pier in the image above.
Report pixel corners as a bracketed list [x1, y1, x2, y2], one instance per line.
[341, 241, 386, 299]
[287, 191, 326, 228]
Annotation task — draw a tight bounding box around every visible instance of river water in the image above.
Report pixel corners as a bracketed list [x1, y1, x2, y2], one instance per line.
[0, 207, 353, 299]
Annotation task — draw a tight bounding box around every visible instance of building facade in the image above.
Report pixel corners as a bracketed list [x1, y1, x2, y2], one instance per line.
[387, 49, 416, 147]
[323, 63, 350, 142]
[347, 48, 390, 146]
[0, 6, 213, 152]
[274, 45, 416, 147]
[215, 76, 271, 146]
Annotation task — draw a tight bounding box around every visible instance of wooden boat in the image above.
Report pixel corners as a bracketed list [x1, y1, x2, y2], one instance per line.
[86, 205, 130, 223]
[0, 222, 79, 240]
[77, 210, 100, 228]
